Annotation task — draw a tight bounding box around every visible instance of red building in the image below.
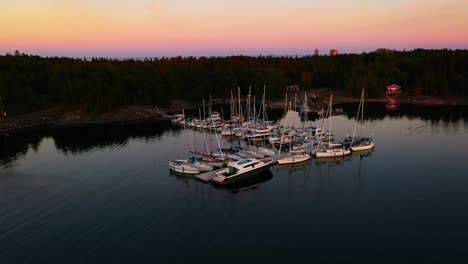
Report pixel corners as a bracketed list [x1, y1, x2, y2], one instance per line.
[314, 49, 319, 56]
[386, 84, 402, 95]
[330, 49, 338, 56]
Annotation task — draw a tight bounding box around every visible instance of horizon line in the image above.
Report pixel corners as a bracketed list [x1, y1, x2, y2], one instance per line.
[3, 47, 468, 60]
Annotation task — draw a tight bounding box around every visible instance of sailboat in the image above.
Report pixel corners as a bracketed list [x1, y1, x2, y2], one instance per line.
[316, 95, 351, 158]
[169, 108, 214, 175]
[277, 151, 311, 165]
[169, 160, 200, 175]
[277, 100, 311, 165]
[349, 89, 375, 152]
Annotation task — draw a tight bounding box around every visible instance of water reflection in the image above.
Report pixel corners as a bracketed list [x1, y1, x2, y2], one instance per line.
[0, 124, 178, 168]
[278, 161, 310, 171]
[2, 104, 468, 263]
[1, 104, 468, 170]
[315, 154, 352, 165]
[386, 101, 400, 111]
[351, 147, 375, 158]
[0, 132, 45, 167]
[340, 103, 468, 123]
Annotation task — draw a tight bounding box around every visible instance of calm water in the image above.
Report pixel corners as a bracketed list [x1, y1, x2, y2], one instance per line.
[1, 104, 468, 263]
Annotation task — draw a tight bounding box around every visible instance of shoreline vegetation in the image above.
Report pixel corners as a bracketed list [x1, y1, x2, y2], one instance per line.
[1, 48, 467, 134]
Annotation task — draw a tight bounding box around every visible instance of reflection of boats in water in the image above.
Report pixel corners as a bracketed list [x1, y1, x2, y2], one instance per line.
[169, 170, 196, 183]
[213, 170, 274, 193]
[278, 160, 309, 170]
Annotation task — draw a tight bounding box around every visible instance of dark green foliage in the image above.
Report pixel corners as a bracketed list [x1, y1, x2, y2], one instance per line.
[0, 49, 467, 115]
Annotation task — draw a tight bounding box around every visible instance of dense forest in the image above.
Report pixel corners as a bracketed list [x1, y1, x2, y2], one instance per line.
[0, 49, 467, 115]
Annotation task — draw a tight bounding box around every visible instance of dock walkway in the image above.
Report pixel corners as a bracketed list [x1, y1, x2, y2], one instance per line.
[195, 168, 224, 182]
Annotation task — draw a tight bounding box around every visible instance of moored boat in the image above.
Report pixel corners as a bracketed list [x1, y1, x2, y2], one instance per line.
[277, 153, 311, 165]
[169, 161, 200, 175]
[211, 158, 273, 185]
[315, 147, 351, 158]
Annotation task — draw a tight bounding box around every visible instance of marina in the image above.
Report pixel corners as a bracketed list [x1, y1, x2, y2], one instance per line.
[168, 89, 374, 185]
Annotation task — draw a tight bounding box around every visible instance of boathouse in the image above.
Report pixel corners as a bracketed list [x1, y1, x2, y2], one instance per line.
[386, 84, 401, 95]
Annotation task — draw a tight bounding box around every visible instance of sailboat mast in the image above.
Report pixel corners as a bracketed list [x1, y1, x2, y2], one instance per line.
[253, 95, 256, 123]
[202, 99, 206, 121]
[303, 92, 308, 129]
[246, 86, 251, 121]
[182, 108, 186, 129]
[263, 85, 267, 122]
[238, 86, 242, 127]
[283, 93, 288, 118]
[351, 89, 363, 145]
[361, 89, 365, 127]
[329, 95, 332, 146]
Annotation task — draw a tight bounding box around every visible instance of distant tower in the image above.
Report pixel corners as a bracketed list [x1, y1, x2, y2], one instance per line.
[314, 49, 319, 56]
[330, 49, 338, 56]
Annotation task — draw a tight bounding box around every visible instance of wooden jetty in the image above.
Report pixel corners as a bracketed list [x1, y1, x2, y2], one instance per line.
[195, 168, 223, 182]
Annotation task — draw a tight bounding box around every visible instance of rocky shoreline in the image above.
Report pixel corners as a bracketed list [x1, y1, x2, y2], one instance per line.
[1, 95, 466, 135]
[0, 106, 172, 135]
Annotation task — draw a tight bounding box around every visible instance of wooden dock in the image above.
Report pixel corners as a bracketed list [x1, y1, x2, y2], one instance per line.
[195, 168, 224, 182]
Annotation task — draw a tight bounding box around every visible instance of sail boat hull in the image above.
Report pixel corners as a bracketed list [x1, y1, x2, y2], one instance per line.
[316, 149, 351, 158]
[351, 141, 375, 152]
[169, 162, 200, 175]
[277, 154, 311, 164]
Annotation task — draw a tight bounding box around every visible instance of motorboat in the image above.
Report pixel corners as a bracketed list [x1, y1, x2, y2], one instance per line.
[211, 158, 273, 185]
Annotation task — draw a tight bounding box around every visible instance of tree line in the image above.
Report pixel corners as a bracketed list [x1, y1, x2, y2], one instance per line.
[0, 49, 467, 115]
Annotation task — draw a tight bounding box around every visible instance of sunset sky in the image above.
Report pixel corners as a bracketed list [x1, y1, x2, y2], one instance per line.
[1, 0, 467, 57]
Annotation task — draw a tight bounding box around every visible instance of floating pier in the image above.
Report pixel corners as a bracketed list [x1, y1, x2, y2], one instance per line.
[195, 168, 224, 182]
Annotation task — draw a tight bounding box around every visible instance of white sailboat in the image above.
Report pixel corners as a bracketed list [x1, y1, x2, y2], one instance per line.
[169, 160, 200, 175]
[349, 89, 375, 152]
[316, 95, 351, 158]
[277, 152, 311, 165]
[277, 102, 311, 164]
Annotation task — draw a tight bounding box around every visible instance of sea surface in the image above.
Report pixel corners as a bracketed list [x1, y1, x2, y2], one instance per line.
[1, 104, 468, 263]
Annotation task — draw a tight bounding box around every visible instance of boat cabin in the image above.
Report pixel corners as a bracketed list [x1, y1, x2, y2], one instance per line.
[222, 159, 261, 176]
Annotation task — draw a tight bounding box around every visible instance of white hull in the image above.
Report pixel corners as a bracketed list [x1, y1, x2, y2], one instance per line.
[169, 162, 200, 175]
[277, 154, 311, 164]
[316, 149, 351, 158]
[212, 159, 273, 185]
[351, 142, 374, 152]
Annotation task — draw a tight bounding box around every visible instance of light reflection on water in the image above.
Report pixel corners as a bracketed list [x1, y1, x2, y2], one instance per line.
[1, 104, 468, 263]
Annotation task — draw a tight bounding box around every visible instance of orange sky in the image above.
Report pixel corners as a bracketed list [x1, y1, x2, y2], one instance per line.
[1, 0, 467, 57]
